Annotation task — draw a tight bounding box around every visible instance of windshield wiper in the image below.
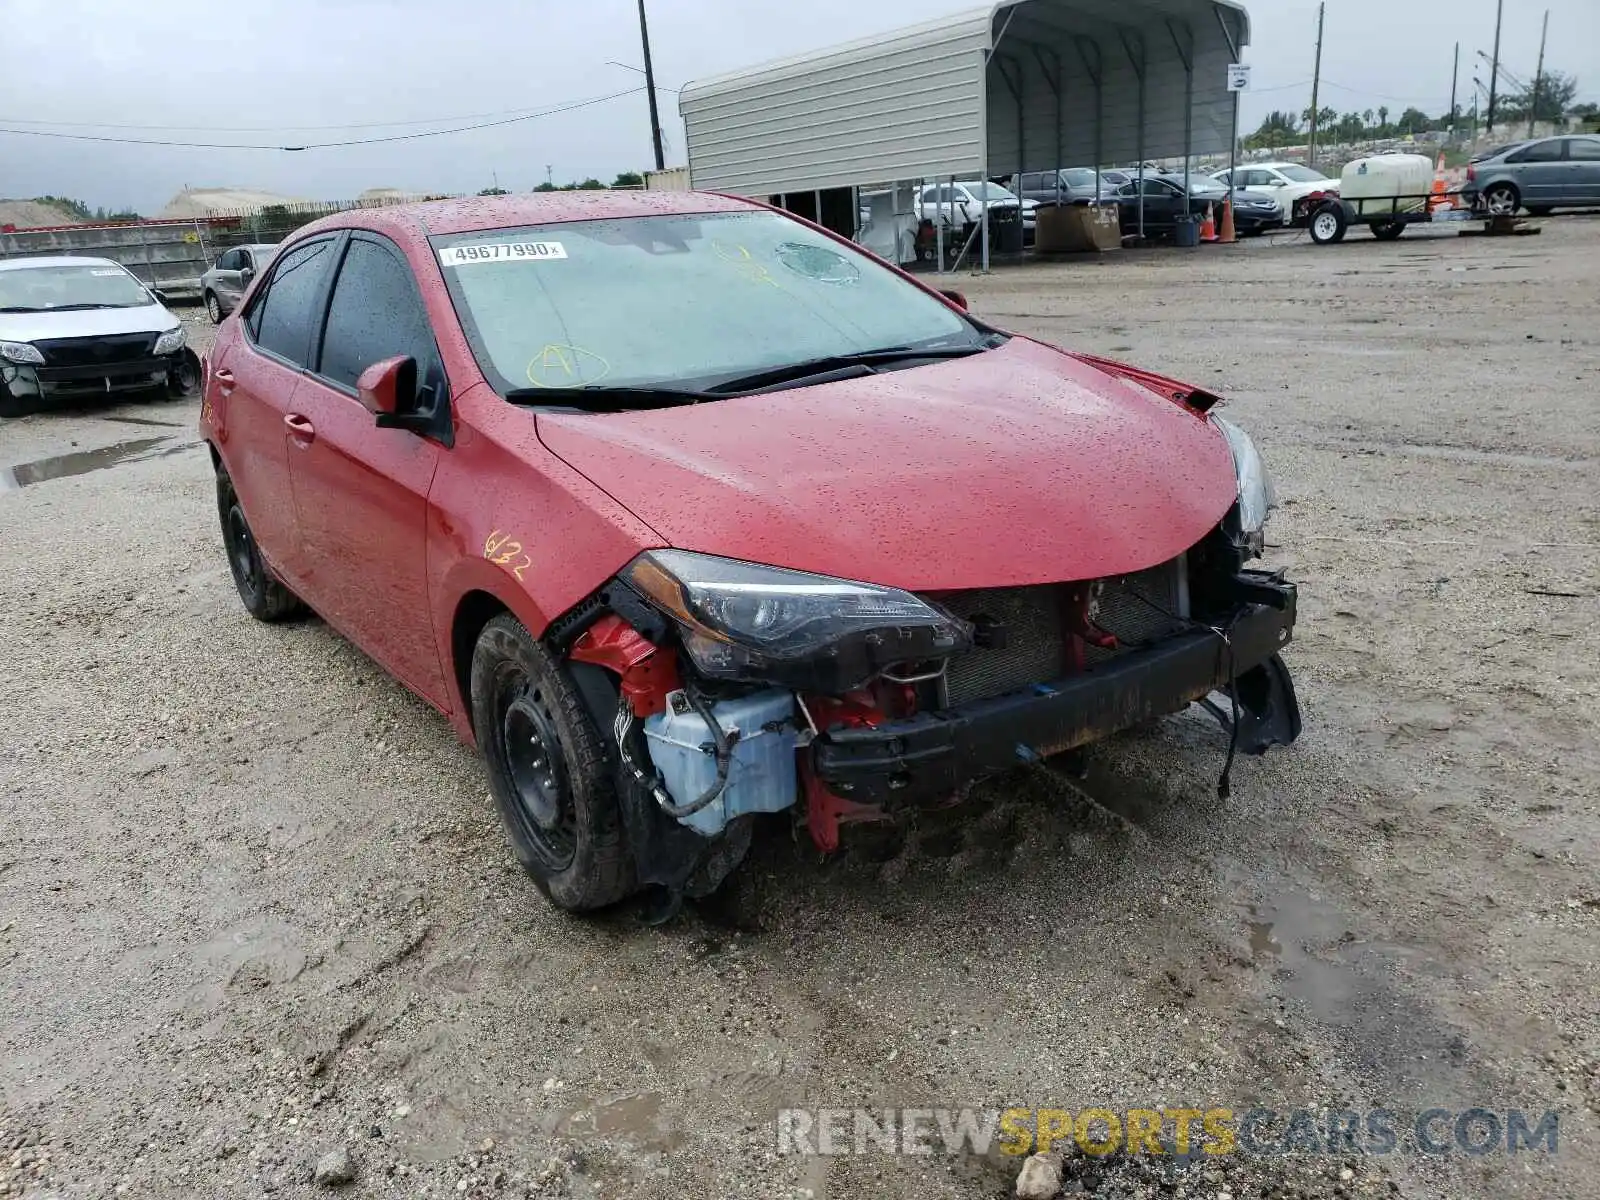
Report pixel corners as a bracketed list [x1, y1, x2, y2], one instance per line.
[39, 302, 129, 311]
[702, 342, 996, 397]
[503, 384, 715, 412]
[0, 305, 47, 313]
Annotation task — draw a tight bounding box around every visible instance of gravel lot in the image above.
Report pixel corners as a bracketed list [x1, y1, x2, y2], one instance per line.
[2, 218, 1597, 1200]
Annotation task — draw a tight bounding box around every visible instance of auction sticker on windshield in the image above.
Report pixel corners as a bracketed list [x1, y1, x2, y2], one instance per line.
[439, 242, 567, 266]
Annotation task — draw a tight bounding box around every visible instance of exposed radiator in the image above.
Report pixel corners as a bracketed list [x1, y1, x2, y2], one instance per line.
[929, 558, 1187, 707]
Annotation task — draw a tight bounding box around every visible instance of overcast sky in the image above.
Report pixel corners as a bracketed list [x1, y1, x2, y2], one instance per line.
[2, 0, 1595, 213]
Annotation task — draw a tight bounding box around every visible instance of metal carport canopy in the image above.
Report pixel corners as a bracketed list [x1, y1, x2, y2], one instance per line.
[678, 0, 1250, 198]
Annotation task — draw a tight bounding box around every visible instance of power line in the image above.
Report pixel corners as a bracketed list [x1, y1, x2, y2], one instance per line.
[0, 97, 626, 133]
[0, 88, 643, 151]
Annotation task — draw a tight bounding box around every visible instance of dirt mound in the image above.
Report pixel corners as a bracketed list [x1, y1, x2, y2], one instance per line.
[0, 199, 85, 229]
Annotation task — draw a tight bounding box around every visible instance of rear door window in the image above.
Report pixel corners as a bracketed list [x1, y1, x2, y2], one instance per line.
[315, 236, 439, 394]
[248, 238, 336, 365]
[1568, 138, 1600, 161]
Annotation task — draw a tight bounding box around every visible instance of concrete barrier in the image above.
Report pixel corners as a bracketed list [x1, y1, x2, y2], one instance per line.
[0, 221, 215, 300]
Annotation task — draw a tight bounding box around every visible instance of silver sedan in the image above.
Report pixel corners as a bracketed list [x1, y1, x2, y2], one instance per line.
[199, 243, 278, 324]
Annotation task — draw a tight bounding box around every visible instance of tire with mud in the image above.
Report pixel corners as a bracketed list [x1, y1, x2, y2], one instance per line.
[216, 469, 305, 622]
[471, 614, 634, 912]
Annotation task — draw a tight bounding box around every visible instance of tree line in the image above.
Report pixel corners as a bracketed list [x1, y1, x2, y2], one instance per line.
[1246, 71, 1591, 150]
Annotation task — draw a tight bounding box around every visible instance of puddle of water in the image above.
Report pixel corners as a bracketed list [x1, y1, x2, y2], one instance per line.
[1235, 882, 1474, 1100]
[0, 436, 196, 493]
[559, 1091, 686, 1152]
[1246, 911, 1282, 961]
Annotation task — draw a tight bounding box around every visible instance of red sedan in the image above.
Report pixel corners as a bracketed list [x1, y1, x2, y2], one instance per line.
[200, 192, 1299, 914]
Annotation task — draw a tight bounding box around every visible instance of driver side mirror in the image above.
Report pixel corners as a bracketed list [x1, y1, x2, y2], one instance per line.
[149, 288, 169, 305]
[938, 289, 968, 311]
[357, 355, 416, 417]
[239, 266, 254, 285]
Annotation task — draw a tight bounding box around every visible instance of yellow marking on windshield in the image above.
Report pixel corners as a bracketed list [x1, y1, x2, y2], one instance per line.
[711, 240, 782, 288]
[523, 344, 612, 388]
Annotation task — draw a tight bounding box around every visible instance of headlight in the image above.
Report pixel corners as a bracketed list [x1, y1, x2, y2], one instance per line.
[0, 340, 44, 365]
[1210, 415, 1276, 553]
[153, 327, 186, 355]
[621, 550, 970, 691]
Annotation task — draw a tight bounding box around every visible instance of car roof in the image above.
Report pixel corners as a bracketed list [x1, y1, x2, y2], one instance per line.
[291, 190, 760, 242]
[0, 255, 124, 273]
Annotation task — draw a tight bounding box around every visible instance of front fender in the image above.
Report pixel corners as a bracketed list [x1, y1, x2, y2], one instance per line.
[427, 385, 663, 738]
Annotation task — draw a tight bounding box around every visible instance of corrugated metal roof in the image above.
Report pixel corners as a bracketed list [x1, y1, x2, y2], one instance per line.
[680, 0, 1250, 197]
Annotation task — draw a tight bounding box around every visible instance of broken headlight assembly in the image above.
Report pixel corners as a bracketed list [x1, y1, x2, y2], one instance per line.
[1210, 414, 1276, 558]
[620, 549, 971, 693]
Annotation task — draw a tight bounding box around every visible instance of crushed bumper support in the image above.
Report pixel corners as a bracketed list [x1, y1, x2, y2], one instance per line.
[813, 577, 1297, 806]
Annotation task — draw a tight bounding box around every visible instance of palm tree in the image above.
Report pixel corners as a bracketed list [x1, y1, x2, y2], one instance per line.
[1377, 105, 1389, 132]
[1362, 109, 1374, 131]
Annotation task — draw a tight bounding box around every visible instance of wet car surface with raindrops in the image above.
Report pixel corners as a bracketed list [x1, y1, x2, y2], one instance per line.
[1, 210, 1597, 1200]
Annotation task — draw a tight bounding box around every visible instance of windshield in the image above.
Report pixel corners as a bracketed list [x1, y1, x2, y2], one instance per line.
[1061, 169, 1099, 189]
[1275, 165, 1327, 183]
[1177, 176, 1227, 193]
[0, 264, 153, 311]
[433, 212, 985, 396]
[965, 183, 1016, 202]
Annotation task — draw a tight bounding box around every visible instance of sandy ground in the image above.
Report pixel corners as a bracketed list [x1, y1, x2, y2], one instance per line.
[1, 217, 1597, 1200]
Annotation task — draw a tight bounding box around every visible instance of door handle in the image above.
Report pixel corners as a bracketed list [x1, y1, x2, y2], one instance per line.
[214, 368, 236, 395]
[284, 413, 316, 443]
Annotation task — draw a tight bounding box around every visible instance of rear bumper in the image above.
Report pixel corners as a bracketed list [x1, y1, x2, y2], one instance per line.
[813, 574, 1298, 805]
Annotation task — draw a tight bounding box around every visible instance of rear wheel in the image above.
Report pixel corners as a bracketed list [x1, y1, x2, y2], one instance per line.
[471, 615, 634, 912]
[1371, 221, 1406, 241]
[1483, 183, 1520, 216]
[205, 292, 223, 324]
[1309, 204, 1347, 245]
[216, 470, 305, 622]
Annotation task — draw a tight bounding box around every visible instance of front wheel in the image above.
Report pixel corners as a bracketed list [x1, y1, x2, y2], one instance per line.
[471, 615, 635, 912]
[1371, 221, 1406, 241]
[1309, 204, 1347, 245]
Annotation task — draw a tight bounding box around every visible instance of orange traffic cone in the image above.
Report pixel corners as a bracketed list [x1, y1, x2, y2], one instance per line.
[1428, 152, 1454, 210]
[1199, 203, 1217, 242]
[1218, 197, 1237, 243]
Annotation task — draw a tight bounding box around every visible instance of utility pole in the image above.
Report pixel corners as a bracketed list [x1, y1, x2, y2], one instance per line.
[1306, 2, 1324, 168]
[636, 0, 666, 171]
[1448, 42, 1459, 141]
[1527, 9, 1549, 138]
[1486, 0, 1503, 134]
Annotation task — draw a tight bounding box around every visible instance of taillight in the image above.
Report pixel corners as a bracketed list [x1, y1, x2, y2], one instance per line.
[1466, 163, 1476, 182]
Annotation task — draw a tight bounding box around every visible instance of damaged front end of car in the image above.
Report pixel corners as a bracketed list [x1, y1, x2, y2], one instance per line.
[547, 409, 1300, 912]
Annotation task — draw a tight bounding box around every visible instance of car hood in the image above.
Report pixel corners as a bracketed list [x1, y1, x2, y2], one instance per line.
[536, 338, 1237, 591]
[0, 302, 178, 343]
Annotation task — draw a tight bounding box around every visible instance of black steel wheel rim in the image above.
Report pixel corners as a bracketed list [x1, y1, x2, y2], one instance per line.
[497, 671, 577, 869]
[226, 505, 262, 603]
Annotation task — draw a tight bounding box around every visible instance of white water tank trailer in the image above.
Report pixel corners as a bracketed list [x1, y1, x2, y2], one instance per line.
[1339, 154, 1435, 216]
